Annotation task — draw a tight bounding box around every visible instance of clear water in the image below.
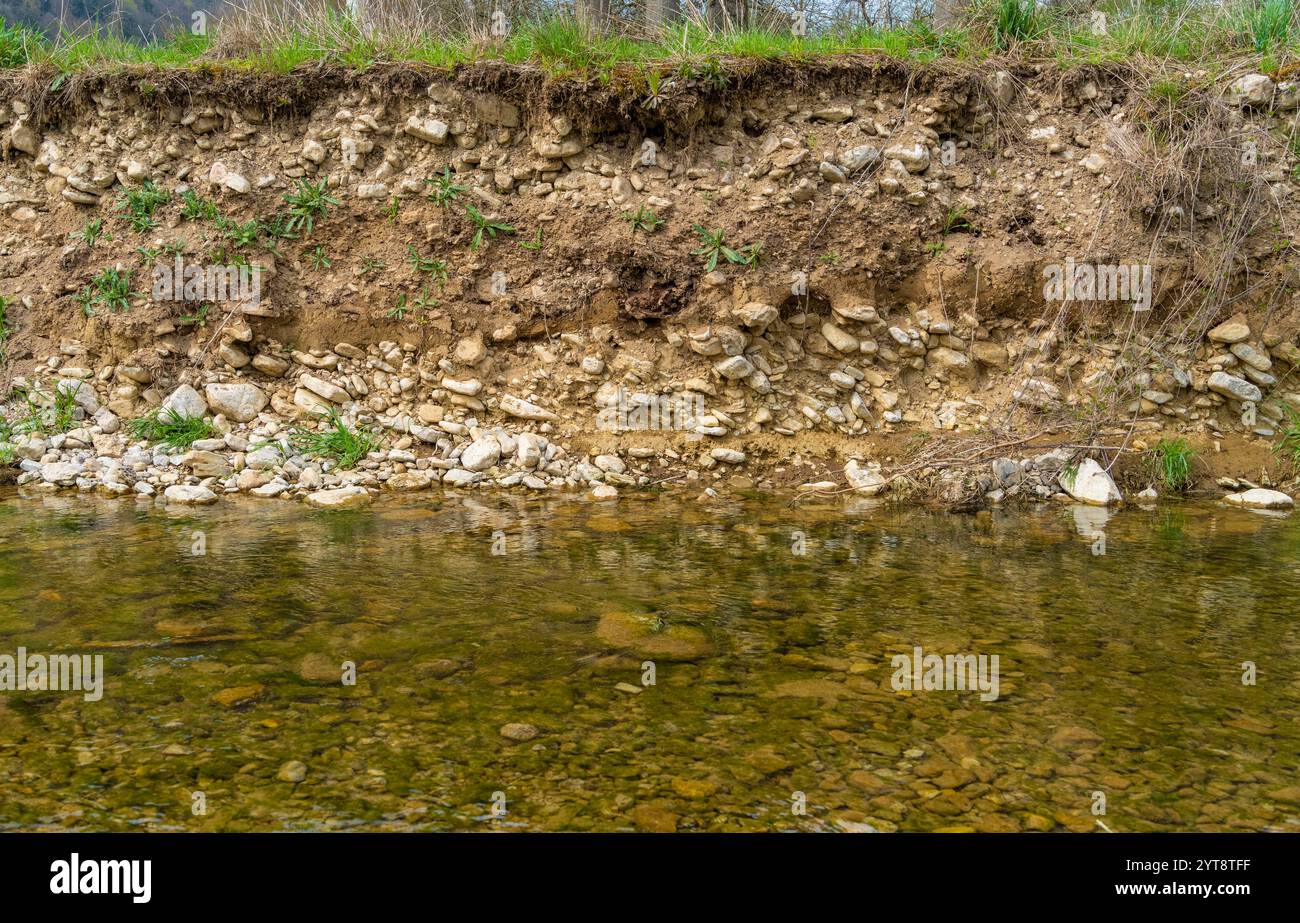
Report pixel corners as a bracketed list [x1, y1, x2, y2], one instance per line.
[0, 491, 1296, 832]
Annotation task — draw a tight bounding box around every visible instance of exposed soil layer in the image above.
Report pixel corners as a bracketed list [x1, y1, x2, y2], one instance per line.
[2, 57, 1299, 506]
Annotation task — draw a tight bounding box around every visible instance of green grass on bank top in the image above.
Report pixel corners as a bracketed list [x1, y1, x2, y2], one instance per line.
[2, 2, 1300, 79]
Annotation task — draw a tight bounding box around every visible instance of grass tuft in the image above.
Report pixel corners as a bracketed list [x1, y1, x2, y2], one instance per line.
[2, 4, 1298, 77]
[1152, 437, 1196, 492]
[127, 407, 215, 451]
[1274, 407, 1300, 468]
[289, 405, 378, 469]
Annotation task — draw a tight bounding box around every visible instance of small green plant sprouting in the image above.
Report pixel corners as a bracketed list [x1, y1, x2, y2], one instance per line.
[48, 386, 80, 433]
[1152, 438, 1195, 493]
[126, 407, 214, 451]
[464, 205, 515, 250]
[426, 167, 467, 212]
[942, 204, 973, 235]
[359, 257, 386, 277]
[929, 205, 973, 256]
[734, 241, 762, 267]
[116, 180, 171, 232]
[221, 218, 264, 249]
[262, 213, 301, 242]
[1273, 407, 1300, 469]
[179, 189, 218, 221]
[75, 288, 95, 316]
[1061, 462, 1080, 491]
[71, 218, 110, 248]
[137, 245, 162, 264]
[821, 250, 841, 265]
[411, 287, 438, 312]
[390, 287, 438, 323]
[519, 229, 544, 251]
[406, 245, 448, 282]
[179, 304, 211, 326]
[641, 69, 672, 110]
[81, 268, 133, 314]
[205, 244, 251, 269]
[692, 225, 731, 272]
[385, 198, 400, 223]
[691, 225, 758, 272]
[621, 206, 664, 236]
[289, 405, 378, 470]
[308, 246, 332, 270]
[282, 178, 340, 235]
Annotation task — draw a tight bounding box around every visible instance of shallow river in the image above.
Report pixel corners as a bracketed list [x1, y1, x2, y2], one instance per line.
[1, 491, 1297, 832]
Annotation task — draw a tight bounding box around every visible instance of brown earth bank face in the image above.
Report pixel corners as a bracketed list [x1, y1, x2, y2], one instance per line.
[1, 58, 1299, 509]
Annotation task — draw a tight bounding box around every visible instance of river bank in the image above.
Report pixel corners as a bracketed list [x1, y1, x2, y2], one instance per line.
[4, 57, 1300, 508]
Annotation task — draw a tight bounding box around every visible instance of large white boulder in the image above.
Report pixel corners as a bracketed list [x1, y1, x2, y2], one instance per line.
[460, 436, 501, 472]
[304, 486, 371, 509]
[161, 384, 208, 419]
[204, 383, 268, 423]
[163, 484, 218, 505]
[1224, 488, 1293, 510]
[1058, 458, 1122, 506]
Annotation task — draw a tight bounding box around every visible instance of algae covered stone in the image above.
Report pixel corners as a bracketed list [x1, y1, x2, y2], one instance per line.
[596, 610, 713, 661]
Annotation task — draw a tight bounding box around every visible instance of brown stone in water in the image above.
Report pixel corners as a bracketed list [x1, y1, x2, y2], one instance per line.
[211, 683, 265, 708]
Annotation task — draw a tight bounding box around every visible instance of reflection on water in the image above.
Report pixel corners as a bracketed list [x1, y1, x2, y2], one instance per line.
[0, 491, 1297, 832]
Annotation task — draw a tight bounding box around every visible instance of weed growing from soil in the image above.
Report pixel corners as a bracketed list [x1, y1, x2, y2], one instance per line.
[464, 205, 515, 250]
[621, 206, 664, 235]
[180, 190, 219, 221]
[71, 218, 110, 248]
[262, 214, 301, 242]
[426, 168, 466, 213]
[179, 304, 210, 326]
[282, 178, 339, 236]
[1244, 0, 1294, 53]
[308, 246, 331, 270]
[116, 180, 171, 233]
[692, 225, 759, 271]
[993, 0, 1040, 50]
[406, 245, 448, 281]
[220, 218, 264, 249]
[9, 384, 79, 434]
[80, 268, 133, 314]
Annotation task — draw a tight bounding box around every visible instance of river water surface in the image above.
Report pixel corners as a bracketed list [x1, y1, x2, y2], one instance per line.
[1, 492, 1297, 832]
